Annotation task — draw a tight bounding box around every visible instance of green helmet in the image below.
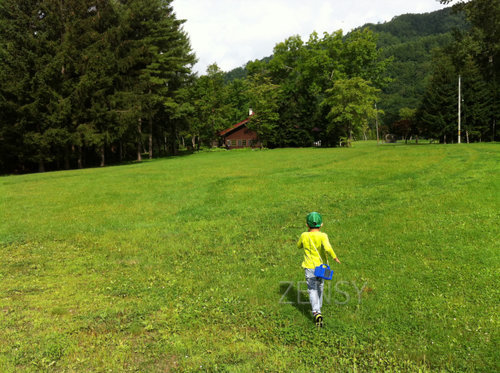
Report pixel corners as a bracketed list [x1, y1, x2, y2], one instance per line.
[306, 212, 322, 228]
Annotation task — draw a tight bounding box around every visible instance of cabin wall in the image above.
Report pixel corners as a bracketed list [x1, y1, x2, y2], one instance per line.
[224, 127, 260, 148]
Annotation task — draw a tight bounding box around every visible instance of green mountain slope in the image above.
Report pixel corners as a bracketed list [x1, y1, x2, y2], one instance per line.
[361, 8, 467, 125]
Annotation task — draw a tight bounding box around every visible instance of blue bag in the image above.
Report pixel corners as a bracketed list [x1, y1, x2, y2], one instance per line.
[314, 264, 334, 280]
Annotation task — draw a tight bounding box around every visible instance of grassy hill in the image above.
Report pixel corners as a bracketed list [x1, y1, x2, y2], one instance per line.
[1, 143, 498, 371]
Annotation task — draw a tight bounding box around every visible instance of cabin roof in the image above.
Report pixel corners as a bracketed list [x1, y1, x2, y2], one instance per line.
[218, 114, 253, 137]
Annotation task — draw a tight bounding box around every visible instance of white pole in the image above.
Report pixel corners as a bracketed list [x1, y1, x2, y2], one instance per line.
[458, 75, 461, 144]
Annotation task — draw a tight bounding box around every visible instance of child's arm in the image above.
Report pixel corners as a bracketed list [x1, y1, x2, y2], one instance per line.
[323, 235, 341, 264]
[297, 233, 304, 249]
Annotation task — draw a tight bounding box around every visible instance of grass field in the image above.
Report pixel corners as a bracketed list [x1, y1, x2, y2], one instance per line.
[0, 142, 499, 372]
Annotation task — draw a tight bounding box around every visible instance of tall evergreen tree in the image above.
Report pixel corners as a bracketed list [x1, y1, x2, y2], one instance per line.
[416, 53, 457, 143]
[0, 0, 57, 172]
[460, 55, 492, 142]
[112, 0, 195, 160]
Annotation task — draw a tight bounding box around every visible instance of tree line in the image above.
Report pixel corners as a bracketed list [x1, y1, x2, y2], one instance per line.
[223, 2, 498, 146]
[1, 0, 497, 174]
[0, 0, 391, 174]
[191, 29, 390, 150]
[0, 0, 195, 174]
[190, 1, 499, 148]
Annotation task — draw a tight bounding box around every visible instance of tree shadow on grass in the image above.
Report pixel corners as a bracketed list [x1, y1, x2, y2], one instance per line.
[279, 282, 313, 322]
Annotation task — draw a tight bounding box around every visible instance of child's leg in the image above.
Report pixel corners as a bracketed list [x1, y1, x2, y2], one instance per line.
[305, 269, 321, 314]
[318, 278, 325, 310]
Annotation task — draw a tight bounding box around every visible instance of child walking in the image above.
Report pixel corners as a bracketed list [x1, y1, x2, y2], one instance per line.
[297, 212, 340, 327]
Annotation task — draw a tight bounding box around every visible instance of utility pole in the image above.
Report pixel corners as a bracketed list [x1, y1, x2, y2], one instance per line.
[375, 102, 379, 145]
[458, 75, 461, 144]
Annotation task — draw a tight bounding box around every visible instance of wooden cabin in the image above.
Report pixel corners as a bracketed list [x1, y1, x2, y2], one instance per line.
[217, 114, 261, 149]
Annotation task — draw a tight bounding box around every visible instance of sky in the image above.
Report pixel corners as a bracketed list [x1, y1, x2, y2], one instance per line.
[172, 0, 449, 75]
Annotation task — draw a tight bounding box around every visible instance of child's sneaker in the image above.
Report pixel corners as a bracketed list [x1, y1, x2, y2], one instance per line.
[314, 313, 323, 328]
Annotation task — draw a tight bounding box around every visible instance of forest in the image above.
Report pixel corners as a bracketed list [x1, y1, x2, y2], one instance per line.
[0, 0, 498, 174]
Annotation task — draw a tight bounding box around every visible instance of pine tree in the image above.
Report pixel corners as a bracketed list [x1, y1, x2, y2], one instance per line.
[417, 54, 457, 143]
[112, 0, 195, 159]
[460, 55, 492, 142]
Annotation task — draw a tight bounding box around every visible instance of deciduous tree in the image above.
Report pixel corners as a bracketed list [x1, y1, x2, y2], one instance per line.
[322, 77, 381, 147]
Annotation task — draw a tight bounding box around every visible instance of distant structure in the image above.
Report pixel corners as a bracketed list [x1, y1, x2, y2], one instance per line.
[217, 110, 260, 148]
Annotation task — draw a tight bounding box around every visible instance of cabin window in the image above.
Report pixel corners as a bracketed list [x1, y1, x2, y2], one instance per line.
[238, 140, 242, 147]
[231, 139, 236, 146]
[242, 140, 247, 146]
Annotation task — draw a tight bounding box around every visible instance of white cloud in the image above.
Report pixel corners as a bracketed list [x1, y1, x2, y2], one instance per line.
[173, 0, 448, 74]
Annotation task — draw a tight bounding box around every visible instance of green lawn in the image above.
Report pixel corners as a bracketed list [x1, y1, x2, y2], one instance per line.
[1, 142, 499, 371]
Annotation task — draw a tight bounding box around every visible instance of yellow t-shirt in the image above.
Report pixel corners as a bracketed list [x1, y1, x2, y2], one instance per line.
[297, 231, 337, 269]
